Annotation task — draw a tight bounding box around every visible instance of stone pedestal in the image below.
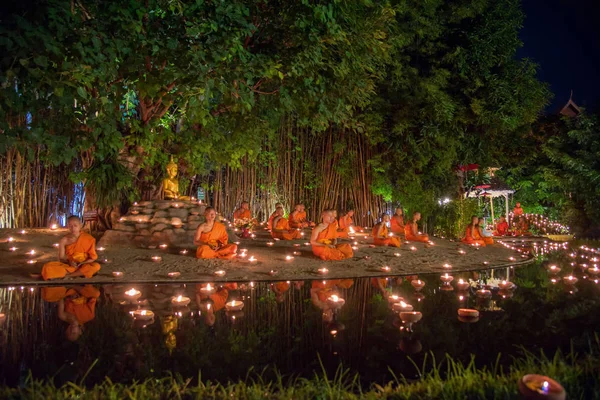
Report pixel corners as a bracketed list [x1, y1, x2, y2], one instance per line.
[99, 200, 206, 248]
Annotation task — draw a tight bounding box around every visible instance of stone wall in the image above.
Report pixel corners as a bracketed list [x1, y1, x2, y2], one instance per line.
[99, 200, 206, 248]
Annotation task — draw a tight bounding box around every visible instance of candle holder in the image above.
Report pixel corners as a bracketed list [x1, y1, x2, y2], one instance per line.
[387, 294, 404, 304]
[475, 289, 492, 299]
[456, 279, 470, 291]
[410, 279, 425, 291]
[214, 270, 226, 277]
[399, 311, 422, 324]
[225, 300, 244, 311]
[112, 271, 124, 278]
[442, 263, 452, 269]
[151, 256, 162, 262]
[563, 276, 578, 285]
[518, 374, 565, 400]
[327, 295, 345, 309]
[316, 268, 329, 275]
[125, 288, 141, 301]
[133, 309, 154, 321]
[167, 272, 181, 279]
[440, 274, 454, 284]
[171, 295, 191, 307]
[392, 301, 413, 312]
[200, 283, 215, 294]
[285, 255, 294, 261]
[498, 280, 515, 290]
[380, 266, 391, 273]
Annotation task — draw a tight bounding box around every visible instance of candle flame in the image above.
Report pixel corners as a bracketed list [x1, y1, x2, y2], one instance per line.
[176, 295, 183, 302]
[125, 288, 138, 296]
[330, 295, 339, 302]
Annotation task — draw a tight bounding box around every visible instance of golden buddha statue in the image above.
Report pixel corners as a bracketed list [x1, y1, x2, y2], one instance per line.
[162, 157, 189, 200]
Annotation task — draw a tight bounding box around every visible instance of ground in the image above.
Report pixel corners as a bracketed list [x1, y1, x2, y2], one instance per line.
[0, 227, 532, 285]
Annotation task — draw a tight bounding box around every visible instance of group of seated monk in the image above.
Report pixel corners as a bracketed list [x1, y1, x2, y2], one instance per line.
[462, 215, 494, 246]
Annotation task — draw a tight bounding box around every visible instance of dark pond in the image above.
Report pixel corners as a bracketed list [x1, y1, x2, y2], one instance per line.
[0, 240, 599, 387]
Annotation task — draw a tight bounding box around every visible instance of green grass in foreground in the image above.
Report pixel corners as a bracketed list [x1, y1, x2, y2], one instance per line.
[2, 346, 600, 400]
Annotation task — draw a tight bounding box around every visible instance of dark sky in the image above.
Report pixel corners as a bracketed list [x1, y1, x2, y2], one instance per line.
[517, 0, 600, 112]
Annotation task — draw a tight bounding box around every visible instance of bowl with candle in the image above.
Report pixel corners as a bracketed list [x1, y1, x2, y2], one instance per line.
[440, 273, 454, 284]
[547, 265, 561, 274]
[214, 270, 226, 277]
[112, 271, 124, 279]
[200, 283, 215, 294]
[563, 275, 578, 285]
[399, 311, 422, 324]
[225, 300, 244, 311]
[133, 309, 154, 321]
[387, 294, 404, 304]
[475, 289, 492, 299]
[316, 268, 329, 275]
[167, 272, 181, 279]
[456, 279, 470, 291]
[498, 280, 516, 290]
[125, 288, 142, 301]
[519, 374, 565, 400]
[171, 295, 191, 307]
[326, 295, 345, 309]
[498, 289, 514, 299]
[410, 279, 425, 291]
[151, 255, 162, 262]
[392, 301, 413, 312]
[380, 266, 391, 273]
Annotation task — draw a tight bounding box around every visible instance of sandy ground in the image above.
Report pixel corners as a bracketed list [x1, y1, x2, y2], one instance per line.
[0, 227, 533, 285]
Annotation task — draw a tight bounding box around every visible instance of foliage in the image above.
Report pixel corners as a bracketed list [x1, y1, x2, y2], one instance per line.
[500, 112, 600, 236]
[3, 345, 600, 399]
[433, 198, 480, 239]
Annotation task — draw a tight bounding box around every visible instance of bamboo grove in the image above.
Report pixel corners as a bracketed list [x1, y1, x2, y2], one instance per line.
[0, 0, 553, 229]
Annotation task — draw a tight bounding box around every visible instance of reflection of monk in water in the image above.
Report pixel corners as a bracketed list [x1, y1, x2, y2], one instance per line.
[42, 285, 100, 341]
[195, 283, 236, 326]
[310, 280, 353, 322]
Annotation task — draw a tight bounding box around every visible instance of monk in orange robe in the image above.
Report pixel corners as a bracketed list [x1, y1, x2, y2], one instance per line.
[233, 200, 256, 238]
[195, 284, 230, 327]
[289, 204, 315, 229]
[462, 215, 492, 246]
[272, 281, 291, 302]
[372, 214, 401, 247]
[404, 212, 429, 243]
[390, 207, 405, 236]
[494, 216, 509, 236]
[41, 216, 101, 281]
[513, 202, 524, 216]
[267, 202, 283, 230]
[311, 210, 353, 261]
[338, 209, 354, 238]
[271, 206, 301, 240]
[195, 207, 238, 259]
[42, 284, 100, 341]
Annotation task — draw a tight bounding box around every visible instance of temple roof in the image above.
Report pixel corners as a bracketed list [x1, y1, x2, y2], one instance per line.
[465, 176, 514, 198]
[559, 92, 581, 117]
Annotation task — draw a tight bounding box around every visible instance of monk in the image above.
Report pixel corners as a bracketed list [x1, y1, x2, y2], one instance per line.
[478, 217, 494, 239]
[390, 207, 405, 235]
[404, 212, 429, 243]
[267, 202, 283, 230]
[494, 216, 509, 236]
[518, 217, 531, 236]
[338, 209, 354, 238]
[372, 214, 401, 247]
[311, 210, 354, 261]
[513, 202, 524, 216]
[462, 216, 493, 246]
[289, 204, 315, 229]
[195, 207, 238, 259]
[42, 285, 100, 341]
[41, 215, 101, 281]
[271, 206, 301, 240]
[233, 201, 252, 221]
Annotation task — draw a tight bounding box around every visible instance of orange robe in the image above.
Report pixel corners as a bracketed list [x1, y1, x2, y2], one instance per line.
[404, 222, 429, 243]
[372, 224, 401, 247]
[462, 225, 493, 246]
[42, 285, 100, 324]
[196, 222, 237, 259]
[390, 215, 405, 235]
[233, 208, 251, 221]
[289, 211, 308, 229]
[311, 279, 354, 300]
[312, 223, 353, 261]
[41, 233, 101, 280]
[267, 211, 278, 230]
[513, 206, 523, 216]
[494, 221, 509, 236]
[271, 217, 301, 240]
[338, 214, 352, 238]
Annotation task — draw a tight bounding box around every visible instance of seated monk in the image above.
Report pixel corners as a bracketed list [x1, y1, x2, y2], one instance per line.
[338, 209, 354, 238]
[404, 212, 429, 243]
[41, 215, 101, 280]
[267, 202, 283, 230]
[311, 210, 353, 261]
[372, 214, 401, 247]
[494, 216, 509, 236]
[42, 285, 100, 341]
[271, 206, 301, 240]
[518, 217, 531, 236]
[390, 207, 405, 235]
[233, 200, 256, 238]
[462, 215, 492, 246]
[513, 202, 524, 217]
[195, 207, 238, 259]
[289, 204, 315, 229]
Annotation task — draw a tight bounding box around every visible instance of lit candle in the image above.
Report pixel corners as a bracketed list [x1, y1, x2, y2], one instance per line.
[456, 279, 470, 291]
[392, 301, 413, 312]
[458, 249, 466, 255]
[440, 273, 454, 284]
[508, 256, 516, 261]
[151, 255, 162, 262]
[327, 295, 346, 308]
[410, 246, 417, 251]
[411, 279, 425, 291]
[133, 309, 154, 321]
[317, 268, 329, 275]
[285, 255, 294, 261]
[19, 230, 26, 235]
[27, 260, 36, 264]
[248, 256, 257, 262]
[214, 270, 226, 277]
[563, 275, 578, 285]
[399, 311, 422, 323]
[179, 249, 188, 255]
[304, 242, 311, 246]
[7, 237, 14, 242]
[125, 288, 141, 300]
[293, 243, 300, 247]
[50, 224, 58, 230]
[394, 252, 401, 257]
[266, 242, 274, 246]
[200, 283, 215, 293]
[9, 247, 17, 252]
[167, 272, 180, 278]
[293, 251, 301, 256]
[351, 246, 359, 250]
[443, 263, 452, 269]
[458, 308, 479, 318]
[171, 295, 190, 306]
[159, 244, 168, 249]
[112, 271, 124, 278]
[269, 269, 277, 276]
[475, 289, 491, 298]
[97, 247, 105, 251]
[498, 280, 515, 290]
[387, 294, 403, 303]
[225, 300, 244, 311]
[380, 266, 391, 273]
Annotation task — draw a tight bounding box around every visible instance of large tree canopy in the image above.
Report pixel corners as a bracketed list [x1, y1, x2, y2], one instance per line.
[1, 0, 551, 222]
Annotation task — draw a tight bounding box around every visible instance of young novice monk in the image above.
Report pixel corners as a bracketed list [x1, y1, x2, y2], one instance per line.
[311, 210, 353, 261]
[195, 207, 238, 259]
[338, 209, 354, 238]
[390, 207, 405, 235]
[462, 215, 492, 246]
[41, 216, 101, 280]
[372, 214, 401, 247]
[404, 212, 430, 243]
[267, 202, 283, 230]
[271, 206, 302, 240]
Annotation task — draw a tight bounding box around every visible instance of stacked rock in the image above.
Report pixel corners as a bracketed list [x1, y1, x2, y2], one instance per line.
[99, 200, 206, 248]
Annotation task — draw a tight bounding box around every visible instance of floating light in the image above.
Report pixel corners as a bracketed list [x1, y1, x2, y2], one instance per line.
[411, 279, 425, 291]
[171, 295, 190, 306]
[112, 271, 124, 278]
[167, 272, 180, 278]
[317, 268, 329, 275]
[151, 256, 162, 262]
[214, 270, 226, 277]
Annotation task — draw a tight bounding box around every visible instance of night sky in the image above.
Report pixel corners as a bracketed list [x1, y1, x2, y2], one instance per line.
[518, 0, 600, 113]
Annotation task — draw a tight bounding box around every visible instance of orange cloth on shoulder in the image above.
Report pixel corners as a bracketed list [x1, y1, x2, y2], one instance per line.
[404, 222, 429, 243]
[41, 233, 101, 280]
[390, 215, 405, 234]
[312, 223, 353, 261]
[461, 225, 492, 246]
[271, 217, 301, 240]
[196, 222, 237, 259]
[372, 224, 401, 247]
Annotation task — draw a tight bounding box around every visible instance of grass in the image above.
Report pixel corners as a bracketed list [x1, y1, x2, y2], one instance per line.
[2, 340, 599, 400]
